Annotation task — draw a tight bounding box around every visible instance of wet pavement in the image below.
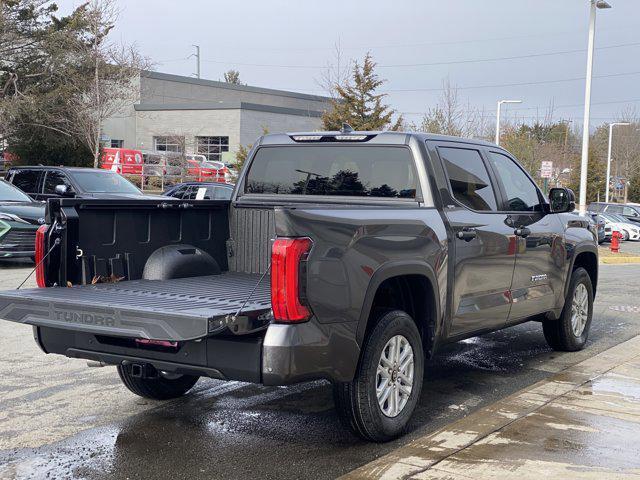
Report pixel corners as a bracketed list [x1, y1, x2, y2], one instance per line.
[0, 263, 640, 479]
[344, 335, 640, 479]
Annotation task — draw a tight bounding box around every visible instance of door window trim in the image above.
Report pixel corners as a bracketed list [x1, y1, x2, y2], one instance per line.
[434, 143, 502, 214]
[484, 148, 546, 214]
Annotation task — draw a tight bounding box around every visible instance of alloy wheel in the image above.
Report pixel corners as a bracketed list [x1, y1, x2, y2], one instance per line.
[376, 335, 414, 418]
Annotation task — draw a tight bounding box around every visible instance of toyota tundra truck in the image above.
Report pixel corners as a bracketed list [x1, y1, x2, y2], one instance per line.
[0, 130, 598, 441]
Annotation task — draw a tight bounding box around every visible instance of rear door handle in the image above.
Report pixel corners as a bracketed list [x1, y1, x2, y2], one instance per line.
[456, 228, 477, 242]
[514, 227, 532, 238]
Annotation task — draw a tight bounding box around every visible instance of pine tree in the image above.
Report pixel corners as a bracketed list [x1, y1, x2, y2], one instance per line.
[321, 54, 402, 131]
[223, 69, 242, 85]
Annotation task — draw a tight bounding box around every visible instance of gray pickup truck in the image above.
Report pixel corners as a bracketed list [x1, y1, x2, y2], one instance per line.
[0, 131, 598, 441]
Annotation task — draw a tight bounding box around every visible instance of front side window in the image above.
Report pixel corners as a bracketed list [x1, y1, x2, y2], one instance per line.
[197, 136, 229, 162]
[154, 136, 183, 153]
[439, 147, 497, 211]
[43, 171, 71, 195]
[606, 205, 623, 214]
[488, 152, 541, 212]
[245, 146, 417, 199]
[623, 206, 639, 217]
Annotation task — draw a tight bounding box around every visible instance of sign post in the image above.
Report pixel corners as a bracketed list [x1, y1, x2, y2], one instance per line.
[540, 161, 553, 195]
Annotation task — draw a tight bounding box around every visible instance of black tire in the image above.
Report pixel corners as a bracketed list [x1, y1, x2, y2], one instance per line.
[333, 310, 424, 442]
[543, 267, 593, 352]
[117, 365, 199, 400]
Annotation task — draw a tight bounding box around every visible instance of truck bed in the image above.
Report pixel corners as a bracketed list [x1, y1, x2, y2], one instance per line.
[0, 272, 270, 341]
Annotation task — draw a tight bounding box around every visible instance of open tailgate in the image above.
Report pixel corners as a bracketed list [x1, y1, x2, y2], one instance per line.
[0, 272, 271, 341]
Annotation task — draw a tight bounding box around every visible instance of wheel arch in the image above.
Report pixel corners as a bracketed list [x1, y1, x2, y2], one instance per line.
[356, 261, 441, 358]
[567, 246, 598, 296]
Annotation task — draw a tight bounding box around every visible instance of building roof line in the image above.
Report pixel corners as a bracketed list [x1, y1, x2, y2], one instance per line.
[141, 70, 332, 103]
[134, 101, 324, 118]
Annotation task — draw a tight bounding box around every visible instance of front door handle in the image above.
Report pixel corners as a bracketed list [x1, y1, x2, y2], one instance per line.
[514, 227, 532, 238]
[456, 228, 477, 242]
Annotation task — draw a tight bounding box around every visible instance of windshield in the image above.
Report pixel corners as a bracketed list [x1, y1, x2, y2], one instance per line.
[245, 146, 417, 198]
[0, 180, 32, 202]
[73, 171, 141, 194]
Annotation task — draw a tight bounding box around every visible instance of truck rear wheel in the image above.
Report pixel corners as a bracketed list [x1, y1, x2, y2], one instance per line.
[117, 365, 199, 400]
[543, 267, 593, 352]
[333, 310, 424, 442]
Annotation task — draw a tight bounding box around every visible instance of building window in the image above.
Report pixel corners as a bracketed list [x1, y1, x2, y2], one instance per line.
[110, 139, 124, 148]
[154, 136, 184, 153]
[197, 136, 229, 162]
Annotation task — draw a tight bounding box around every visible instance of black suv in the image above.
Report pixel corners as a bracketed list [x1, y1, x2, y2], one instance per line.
[6, 166, 148, 201]
[588, 202, 640, 225]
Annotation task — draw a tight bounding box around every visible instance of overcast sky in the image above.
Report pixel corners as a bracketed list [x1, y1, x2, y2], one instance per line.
[57, 0, 640, 128]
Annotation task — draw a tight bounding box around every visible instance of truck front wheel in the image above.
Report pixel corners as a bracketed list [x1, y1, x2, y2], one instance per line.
[333, 310, 424, 442]
[543, 267, 594, 352]
[117, 365, 199, 400]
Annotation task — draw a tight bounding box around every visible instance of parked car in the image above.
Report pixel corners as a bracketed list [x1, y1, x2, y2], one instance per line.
[589, 213, 606, 244]
[0, 131, 598, 442]
[0, 153, 11, 177]
[600, 212, 640, 241]
[588, 202, 640, 225]
[6, 166, 156, 200]
[100, 148, 144, 174]
[573, 211, 605, 244]
[163, 182, 234, 200]
[0, 179, 45, 259]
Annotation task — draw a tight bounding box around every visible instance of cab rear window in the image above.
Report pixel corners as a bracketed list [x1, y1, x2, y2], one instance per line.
[244, 146, 417, 198]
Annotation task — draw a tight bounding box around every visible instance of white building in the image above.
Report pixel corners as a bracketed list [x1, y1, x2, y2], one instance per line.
[102, 70, 331, 163]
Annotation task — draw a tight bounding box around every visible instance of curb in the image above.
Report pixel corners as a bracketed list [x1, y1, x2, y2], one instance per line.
[600, 256, 640, 264]
[341, 335, 640, 479]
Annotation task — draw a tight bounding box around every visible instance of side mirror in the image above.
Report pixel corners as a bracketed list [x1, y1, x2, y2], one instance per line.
[54, 184, 73, 197]
[548, 187, 575, 213]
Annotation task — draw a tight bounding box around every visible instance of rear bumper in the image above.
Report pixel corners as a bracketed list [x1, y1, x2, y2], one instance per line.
[33, 318, 360, 385]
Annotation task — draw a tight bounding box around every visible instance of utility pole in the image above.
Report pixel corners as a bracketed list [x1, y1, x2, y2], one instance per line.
[578, 0, 611, 214]
[191, 45, 201, 79]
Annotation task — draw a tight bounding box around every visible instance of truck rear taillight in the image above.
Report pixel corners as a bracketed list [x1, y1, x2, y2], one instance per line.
[271, 237, 312, 322]
[35, 224, 48, 288]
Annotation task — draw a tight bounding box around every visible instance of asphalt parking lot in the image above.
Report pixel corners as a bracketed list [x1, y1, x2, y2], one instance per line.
[0, 260, 639, 479]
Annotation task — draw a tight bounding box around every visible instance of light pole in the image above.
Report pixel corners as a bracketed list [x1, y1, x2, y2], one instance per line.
[191, 45, 201, 78]
[605, 122, 629, 202]
[495, 100, 522, 145]
[578, 0, 611, 214]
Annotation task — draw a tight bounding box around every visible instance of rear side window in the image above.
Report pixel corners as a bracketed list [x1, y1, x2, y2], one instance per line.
[245, 146, 417, 198]
[10, 169, 42, 194]
[439, 147, 497, 211]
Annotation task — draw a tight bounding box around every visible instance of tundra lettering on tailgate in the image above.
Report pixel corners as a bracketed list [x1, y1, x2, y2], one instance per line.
[54, 309, 116, 327]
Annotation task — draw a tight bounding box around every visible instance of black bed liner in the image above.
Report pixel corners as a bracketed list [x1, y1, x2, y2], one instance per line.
[0, 272, 270, 341]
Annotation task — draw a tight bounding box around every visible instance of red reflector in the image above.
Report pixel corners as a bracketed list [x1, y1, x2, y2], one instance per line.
[35, 225, 48, 288]
[271, 237, 312, 322]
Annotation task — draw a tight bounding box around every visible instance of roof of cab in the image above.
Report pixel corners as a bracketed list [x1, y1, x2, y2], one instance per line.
[259, 130, 497, 148]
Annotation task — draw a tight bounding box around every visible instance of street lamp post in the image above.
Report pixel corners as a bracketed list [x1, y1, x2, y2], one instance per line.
[495, 99, 522, 146]
[578, 0, 611, 214]
[605, 122, 629, 203]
